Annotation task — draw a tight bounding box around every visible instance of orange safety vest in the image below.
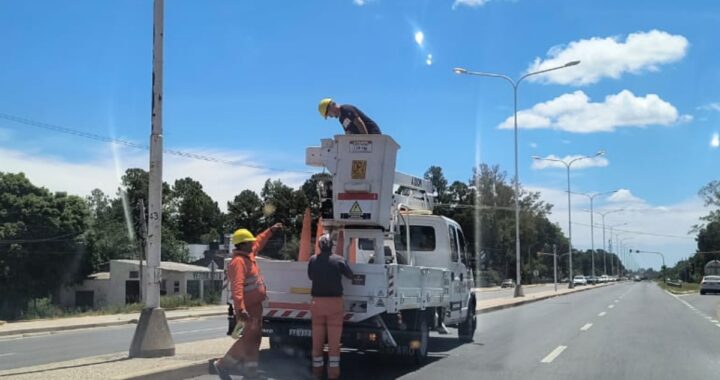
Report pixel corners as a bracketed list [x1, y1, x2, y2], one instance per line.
[228, 228, 273, 312]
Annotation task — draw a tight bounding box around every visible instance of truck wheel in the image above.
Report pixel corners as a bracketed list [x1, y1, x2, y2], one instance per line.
[411, 316, 429, 365]
[458, 302, 477, 343]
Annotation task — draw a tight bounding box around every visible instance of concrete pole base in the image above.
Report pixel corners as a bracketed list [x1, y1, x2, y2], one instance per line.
[568, 283, 575, 289]
[129, 307, 175, 358]
[513, 284, 524, 297]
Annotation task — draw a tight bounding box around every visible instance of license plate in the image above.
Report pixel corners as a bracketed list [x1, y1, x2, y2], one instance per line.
[288, 328, 312, 337]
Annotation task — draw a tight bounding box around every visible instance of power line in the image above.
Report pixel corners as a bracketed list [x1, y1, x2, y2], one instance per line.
[571, 221, 694, 240]
[0, 232, 81, 244]
[0, 112, 314, 174]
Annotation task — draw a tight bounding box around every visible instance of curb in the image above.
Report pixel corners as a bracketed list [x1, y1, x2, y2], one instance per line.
[476, 283, 613, 313]
[123, 361, 209, 380]
[0, 311, 226, 337]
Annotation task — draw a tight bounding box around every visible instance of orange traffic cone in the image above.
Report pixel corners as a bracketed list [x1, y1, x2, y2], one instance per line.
[298, 208, 312, 262]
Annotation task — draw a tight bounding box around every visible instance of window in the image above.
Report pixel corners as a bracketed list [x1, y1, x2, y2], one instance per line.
[457, 228, 468, 265]
[160, 280, 167, 296]
[395, 225, 436, 252]
[358, 238, 375, 250]
[129, 271, 139, 279]
[173, 281, 180, 293]
[449, 226, 459, 262]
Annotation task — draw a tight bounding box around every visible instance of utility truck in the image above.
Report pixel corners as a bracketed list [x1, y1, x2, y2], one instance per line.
[233, 134, 476, 362]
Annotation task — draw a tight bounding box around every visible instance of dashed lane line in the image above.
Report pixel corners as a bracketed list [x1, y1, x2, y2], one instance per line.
[541, 345, 567, 363]
[580, 323, 593, 331]
[608, 305, 615, 309]
[598, 312, 607, 317]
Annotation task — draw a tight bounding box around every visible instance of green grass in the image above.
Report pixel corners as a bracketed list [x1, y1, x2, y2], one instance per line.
[656, 280, 700, 294]
[20, 295, 210, 321]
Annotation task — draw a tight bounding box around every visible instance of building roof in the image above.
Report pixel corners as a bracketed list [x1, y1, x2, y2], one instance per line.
[88, 272, 110, 280]
[112, 259, 211, 273]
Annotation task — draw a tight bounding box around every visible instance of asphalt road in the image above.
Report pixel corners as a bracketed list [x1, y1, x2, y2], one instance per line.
[0, 315, 229, 370]
[188, 282, 720, 380]
[678, 291, 720, 321]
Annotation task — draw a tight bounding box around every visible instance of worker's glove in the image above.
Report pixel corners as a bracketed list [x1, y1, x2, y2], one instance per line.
[237, 310, 250, 322]
[270, 223, 283, 232]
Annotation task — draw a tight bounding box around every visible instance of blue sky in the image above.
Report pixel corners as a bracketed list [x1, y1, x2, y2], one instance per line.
[1, 0, 718, 269]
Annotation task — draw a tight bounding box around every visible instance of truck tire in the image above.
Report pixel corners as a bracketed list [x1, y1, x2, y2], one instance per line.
[458, 301, 477, 343]
[410, 315, 429, 365]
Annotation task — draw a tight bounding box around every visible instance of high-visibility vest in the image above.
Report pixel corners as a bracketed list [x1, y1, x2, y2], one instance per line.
[228, 228, 273, 311]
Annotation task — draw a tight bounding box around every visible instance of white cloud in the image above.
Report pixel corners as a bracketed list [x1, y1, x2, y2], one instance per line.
[452, 0, 489, 9]
[414, 31, 424, 47]
[607, 189, 644, 204]
[425, 54, 433, 66]
[528, 185, 704, 270]
[531, 154, 608, 170]
[0, 146, 307, 210]
[699, 102, 720, 112]
[498, 90, 688, 133]
[711, 132, 719, 148]
[529, 142, 538, 149]
[353, 0, 367, 6]
[526, 30, 688, 86]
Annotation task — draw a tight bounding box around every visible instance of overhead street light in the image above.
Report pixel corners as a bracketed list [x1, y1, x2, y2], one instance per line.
[571, 190, 618, 278]
[453, 60, 581, 297]
[632, 249, 666, 281]
[532, 150, 604, 288]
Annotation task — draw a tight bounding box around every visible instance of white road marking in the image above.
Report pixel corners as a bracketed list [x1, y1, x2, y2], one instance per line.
[608, 305, 615, 309]
[580, 323, 593, 331]
[0, 353, 15, 357]
[614, 300, 619, 303]
[712, 320, 719, 323]
[541, 345, 568, 363]
[598, 312, 607, 317]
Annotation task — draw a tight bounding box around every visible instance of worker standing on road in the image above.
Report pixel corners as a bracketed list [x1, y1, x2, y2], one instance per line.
[318, 98, 382, 135]
[308, 234, 354, 379]
[214, 223, 283, 380]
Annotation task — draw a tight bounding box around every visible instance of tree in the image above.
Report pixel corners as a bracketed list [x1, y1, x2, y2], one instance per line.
[697, 221, 720, 254]
[172, 178, 223, 244]
[424, 166, 449, 204]
[0, 172, 90, 319]
[226, 189, 263, 233]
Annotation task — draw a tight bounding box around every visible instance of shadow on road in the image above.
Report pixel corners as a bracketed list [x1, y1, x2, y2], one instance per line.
[233, 335, 467, 380]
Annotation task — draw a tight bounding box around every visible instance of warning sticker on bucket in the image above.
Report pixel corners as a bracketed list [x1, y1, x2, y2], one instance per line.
[349, 140, 372, 153]
[339, 200, 371, 220]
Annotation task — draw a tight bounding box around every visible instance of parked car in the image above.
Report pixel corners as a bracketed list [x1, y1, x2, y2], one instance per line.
[501, 279, 515, 288]
[700, 275, 720, 295]
[573, 275, 588, 286]
[586, 276, 598, 285]
[633, 275, 641, 282]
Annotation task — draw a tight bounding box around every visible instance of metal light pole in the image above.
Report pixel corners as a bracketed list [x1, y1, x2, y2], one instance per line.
[571, 190, 617, 278]
[533, 150, 605, 288]
[633, 249, 666, 281]
[537, 244, 558, 292]
[606, 221, 627, 276]
[129, 0, 175, 358]
[618, 237, 633, 278]
[454, 60, 580, 298]
[596, 209, 624, 275]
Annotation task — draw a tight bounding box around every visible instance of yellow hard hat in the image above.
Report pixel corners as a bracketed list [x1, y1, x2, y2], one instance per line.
[232, 229, 256, 245]
[318, 98, 333, 119]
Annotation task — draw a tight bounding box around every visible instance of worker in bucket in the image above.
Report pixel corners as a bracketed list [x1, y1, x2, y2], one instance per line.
[214, 223, 283, 380]
[318, 98, 382, 135]
[307, 234, 355, 379]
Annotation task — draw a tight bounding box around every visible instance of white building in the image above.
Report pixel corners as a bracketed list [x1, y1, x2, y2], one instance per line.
[58, 259, 224, 309]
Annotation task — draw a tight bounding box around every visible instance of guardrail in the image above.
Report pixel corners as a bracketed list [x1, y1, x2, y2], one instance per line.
[666, 280, 682, 288]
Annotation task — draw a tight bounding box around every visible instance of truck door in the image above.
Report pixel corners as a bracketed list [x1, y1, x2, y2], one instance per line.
[447, 225, 467, 323]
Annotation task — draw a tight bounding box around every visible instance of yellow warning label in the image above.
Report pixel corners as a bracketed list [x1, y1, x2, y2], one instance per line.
[351, 160, 367, 180]
[349, 201, 363, 216]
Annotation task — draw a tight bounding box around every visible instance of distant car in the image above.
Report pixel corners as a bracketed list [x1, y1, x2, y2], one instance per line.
[501, 279, 515, 288]
[700, 275, 720, 295]
[633, 275, 641, 282]
[573, 275, 588, 286]
[586, 276, 598, 285]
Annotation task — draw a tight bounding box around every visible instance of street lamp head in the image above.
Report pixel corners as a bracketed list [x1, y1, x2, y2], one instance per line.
[453, 67, 467, 75]
[565, 60, 581, 67]
[595, 150, 606, 157]
[531, 155, 542, 160]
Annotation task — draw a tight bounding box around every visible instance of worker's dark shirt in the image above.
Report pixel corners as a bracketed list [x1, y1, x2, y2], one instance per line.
[339, 105, 382, 134]
[307, 252, 354, 297]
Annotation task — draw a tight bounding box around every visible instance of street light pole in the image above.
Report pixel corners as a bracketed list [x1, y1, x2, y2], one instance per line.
[454, 60, 580, 298]
[537, 244, 558, 292]
[533, 150, 605, 288]
[572, 190, 617, 278]
[633, 249, 666, 281]
[596, 209, 623, 275]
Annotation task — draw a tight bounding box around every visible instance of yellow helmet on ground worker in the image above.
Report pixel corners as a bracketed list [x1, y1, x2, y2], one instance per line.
[318, 98, 333, 119]
[232, 228, 256, 245]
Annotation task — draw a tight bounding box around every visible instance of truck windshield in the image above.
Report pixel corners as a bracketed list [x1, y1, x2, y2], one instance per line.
[395, 226, 436, 252]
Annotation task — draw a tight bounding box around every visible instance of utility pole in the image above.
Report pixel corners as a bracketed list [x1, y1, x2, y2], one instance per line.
[130, 0, 175, 358]
[138, 199, 147, 302]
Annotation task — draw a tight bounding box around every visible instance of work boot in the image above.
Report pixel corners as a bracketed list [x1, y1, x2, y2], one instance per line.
[212, 359, 233, 380]
[436, 322, 449, 335]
